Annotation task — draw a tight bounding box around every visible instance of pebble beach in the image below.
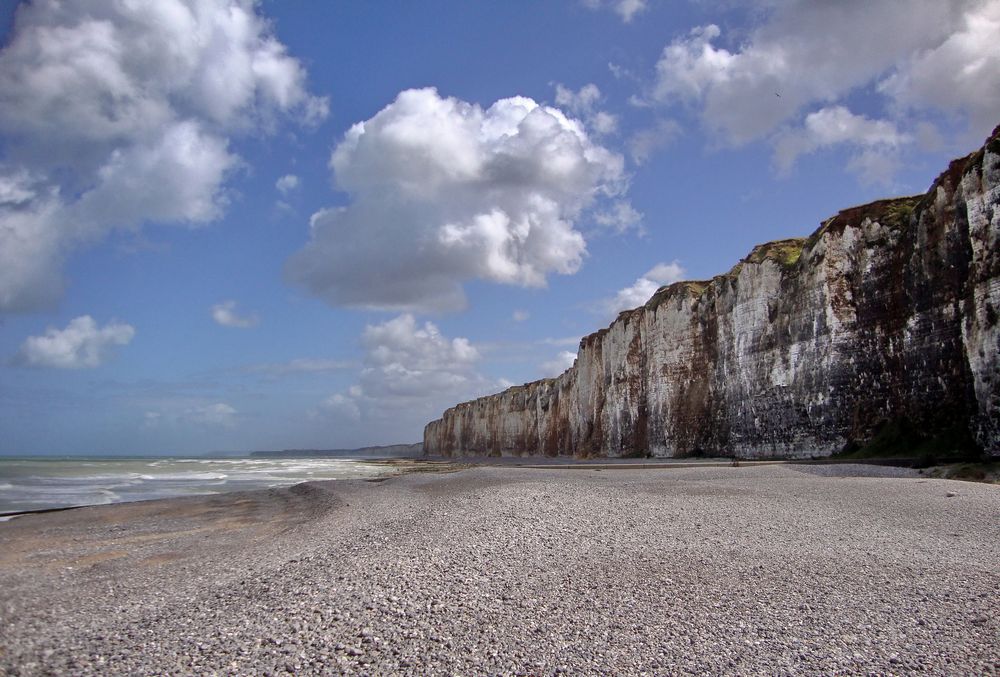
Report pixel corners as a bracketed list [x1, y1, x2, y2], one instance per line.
[1, 463, 997, 675]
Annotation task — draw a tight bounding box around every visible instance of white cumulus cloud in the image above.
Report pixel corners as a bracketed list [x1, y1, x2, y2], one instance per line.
[15, 315, 134, 368]
[211, 300, 259, 328]
[774, 107, 910, 185]
[603, 261, 686, 316]
[879, 0, 1000, 137]
[649, 0, 1000, 178]
[320, 314, 501, 426]
[286, 87, 627, 313]
[0, 0, 327, 312]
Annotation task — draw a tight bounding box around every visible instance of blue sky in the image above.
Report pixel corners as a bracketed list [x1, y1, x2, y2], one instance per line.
[1, 0, 997, 455]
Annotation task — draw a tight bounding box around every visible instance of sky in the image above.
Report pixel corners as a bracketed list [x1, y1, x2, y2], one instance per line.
[0, 0, 997, 455]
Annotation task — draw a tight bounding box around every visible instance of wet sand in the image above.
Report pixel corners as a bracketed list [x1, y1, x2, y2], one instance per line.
[0, 464, 997, 675]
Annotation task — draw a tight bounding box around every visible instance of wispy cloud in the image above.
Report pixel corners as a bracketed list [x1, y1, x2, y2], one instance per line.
[539, 350, 577, 378]
[211, 301, 260, 329]
[554, 82, 619, 136]
[184, 402, 238, 428]
[538, 336, 582, 348]
[601, 261, 686, 316]
[275, 174, 300, 195]
[627, 119, 682, 165]
[582, 0, 649, 23]
[246, 358, 354, 377]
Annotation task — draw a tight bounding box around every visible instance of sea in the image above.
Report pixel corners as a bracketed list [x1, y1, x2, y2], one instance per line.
[0, 456, 393, 516]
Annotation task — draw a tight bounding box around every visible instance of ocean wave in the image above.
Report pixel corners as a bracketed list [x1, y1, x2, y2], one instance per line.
[152, 472, 229, 481]
[33, 473, 138, 483]
[0, 457, 389, 512]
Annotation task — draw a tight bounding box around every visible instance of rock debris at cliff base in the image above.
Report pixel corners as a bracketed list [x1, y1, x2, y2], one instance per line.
[425, 125, 1000, 459]
[0, 466, 996, 675]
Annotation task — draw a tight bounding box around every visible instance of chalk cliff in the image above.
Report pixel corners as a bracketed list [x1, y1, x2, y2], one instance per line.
[424, 127, 1000, 459]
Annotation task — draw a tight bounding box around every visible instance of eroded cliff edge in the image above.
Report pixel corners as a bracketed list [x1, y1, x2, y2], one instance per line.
[424, 127, 1000, 459]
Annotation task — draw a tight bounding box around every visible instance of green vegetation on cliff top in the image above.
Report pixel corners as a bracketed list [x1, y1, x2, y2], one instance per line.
[743, 238, 806, 268]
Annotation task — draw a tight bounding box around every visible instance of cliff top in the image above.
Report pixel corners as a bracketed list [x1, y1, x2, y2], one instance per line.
[578, 124, 1000, 361]
[810, 195, 922, 244]
[448, 377, 559, 410]
[428, 122, 1000, 422]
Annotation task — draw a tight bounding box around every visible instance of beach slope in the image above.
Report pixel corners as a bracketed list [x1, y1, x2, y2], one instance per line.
[1, 465, 997, 674]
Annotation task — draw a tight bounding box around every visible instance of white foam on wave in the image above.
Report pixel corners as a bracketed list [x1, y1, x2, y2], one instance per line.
[100, 473, 155, 487]
[0, 457, 389, 513]
[152, 472, 229, 481]
[97, 489, 120, 503]
[48, 473, 136, 483]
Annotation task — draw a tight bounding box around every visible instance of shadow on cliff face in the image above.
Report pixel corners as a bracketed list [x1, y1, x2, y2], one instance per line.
[835, 417, 984, 468]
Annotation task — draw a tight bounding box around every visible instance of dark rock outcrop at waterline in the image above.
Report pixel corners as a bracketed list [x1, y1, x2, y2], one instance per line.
[424, 126, 1000, 459]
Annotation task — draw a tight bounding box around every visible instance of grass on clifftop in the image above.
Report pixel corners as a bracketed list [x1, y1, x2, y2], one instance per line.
[881, 198, 918, 228]
[744, 239, 806, 268]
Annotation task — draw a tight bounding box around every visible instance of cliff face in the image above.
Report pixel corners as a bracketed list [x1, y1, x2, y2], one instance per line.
[424, 128, 1000, 459]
